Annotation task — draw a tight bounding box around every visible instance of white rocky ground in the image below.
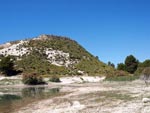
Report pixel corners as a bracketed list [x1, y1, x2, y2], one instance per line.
[59, 76, 106, 84]
[0, 41, 29, 57]
[16, 79, 150, 113]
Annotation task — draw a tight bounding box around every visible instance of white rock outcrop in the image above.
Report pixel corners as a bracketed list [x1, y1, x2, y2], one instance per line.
[45, 48, 71, 67]
[0, 40, 29, 56]
[142, 98, 150, 103]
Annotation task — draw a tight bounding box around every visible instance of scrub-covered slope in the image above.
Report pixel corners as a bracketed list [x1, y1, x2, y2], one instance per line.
[0, 35, 114, 76]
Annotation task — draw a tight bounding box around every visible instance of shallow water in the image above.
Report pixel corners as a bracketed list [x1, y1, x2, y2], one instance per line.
[0, 86, 60, 113]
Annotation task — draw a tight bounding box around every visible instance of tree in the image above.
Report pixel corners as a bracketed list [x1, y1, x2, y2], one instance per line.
[0, 56, 14, 76]
[95, 56, 99, 61]
[125, 55, 139, 74]
[108, 61, 115, 68]
[117, 63, 126, 71]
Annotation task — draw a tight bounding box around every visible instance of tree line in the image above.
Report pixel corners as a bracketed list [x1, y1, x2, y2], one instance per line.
[108, 55, 150, 75]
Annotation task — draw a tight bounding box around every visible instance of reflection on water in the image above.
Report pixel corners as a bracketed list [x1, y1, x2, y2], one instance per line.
[0, 94, 21, 113]
[22, 87, 45, 97]
[0, 87, 60, 113]
[0, 94, 21, 101]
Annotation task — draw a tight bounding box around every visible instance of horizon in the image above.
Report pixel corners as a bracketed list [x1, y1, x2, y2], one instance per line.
[0, 0, 150, 65]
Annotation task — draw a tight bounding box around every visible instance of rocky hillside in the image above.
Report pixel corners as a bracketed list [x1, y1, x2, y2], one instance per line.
[0, 35, 114, 76]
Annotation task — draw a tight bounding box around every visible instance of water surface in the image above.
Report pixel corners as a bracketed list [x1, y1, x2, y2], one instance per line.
[0, 86, 60, 113]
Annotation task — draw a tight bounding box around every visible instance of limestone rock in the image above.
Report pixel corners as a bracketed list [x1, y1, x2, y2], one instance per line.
[142, 98, 150, 103]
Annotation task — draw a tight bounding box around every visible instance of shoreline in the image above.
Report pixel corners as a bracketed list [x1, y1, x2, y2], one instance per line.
[1, 76, 150, 113]
[15, 80, 150, 113]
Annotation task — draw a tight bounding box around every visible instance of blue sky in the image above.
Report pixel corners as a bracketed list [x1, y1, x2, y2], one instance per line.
[0, 0, 150, 65]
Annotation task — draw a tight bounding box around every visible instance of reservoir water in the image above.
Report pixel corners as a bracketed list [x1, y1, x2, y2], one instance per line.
[0, 86, 60, 113]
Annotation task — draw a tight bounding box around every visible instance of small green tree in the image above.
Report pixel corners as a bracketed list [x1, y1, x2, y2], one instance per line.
[125, 55, 139, 74]
[117, 63, 126, 71]
[95, 56, 99, 61]
[108, 61, 115, 68]
[0, 56, 14, 76]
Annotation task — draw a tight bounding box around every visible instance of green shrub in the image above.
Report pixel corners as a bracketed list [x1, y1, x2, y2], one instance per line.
[134, 67, 144, 76]
[142, 67, 150, 75]
[114, 70, 129, 76]
[105, 70, 139, 81]
[142, 67, 150, 80]
[49, 76, 61, 82]
[117, 63, 126, 71]
[0, 56, 15, 76]
[139, 60, 150, 67]
[22, 73, 45, 85]
[134, 60, 150, 76]
[106, 75, 139, 81]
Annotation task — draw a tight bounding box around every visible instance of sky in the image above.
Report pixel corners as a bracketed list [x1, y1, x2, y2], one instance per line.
[0, 0, 150, 66]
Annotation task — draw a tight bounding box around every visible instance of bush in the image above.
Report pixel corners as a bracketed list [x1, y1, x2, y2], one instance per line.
[106, 70, 139, 81]
[22, 73, 45, 85]
[49, 76, 61, 82]
[142, 67, 150, 75]
[105, 70, 139, 81]
[115, 70, 129, 76]
[0, 56, 15, 76]
[142, 67, 150, 80]
[139, 59, 150, 67]
[117, 63, 126, 71]
[106, 75, 139, 81]
[135, 60, 150, 76]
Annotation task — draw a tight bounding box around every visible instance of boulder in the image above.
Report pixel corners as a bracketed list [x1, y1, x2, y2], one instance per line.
[142, 98, 150, 103]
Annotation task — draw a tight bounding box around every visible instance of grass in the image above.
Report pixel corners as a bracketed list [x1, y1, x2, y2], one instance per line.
[95, 91, 135, 102]
[83, 91, 135, 103]
[75, 58, 114, 76]
[105, 75, 139, 81]
[103, 91, 134, 101]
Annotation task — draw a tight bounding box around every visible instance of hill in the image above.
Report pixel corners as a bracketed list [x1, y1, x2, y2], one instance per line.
[0, 35, 114, 76]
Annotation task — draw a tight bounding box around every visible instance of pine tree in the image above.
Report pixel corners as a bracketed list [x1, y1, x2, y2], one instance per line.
[125, 55, 139, 74]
